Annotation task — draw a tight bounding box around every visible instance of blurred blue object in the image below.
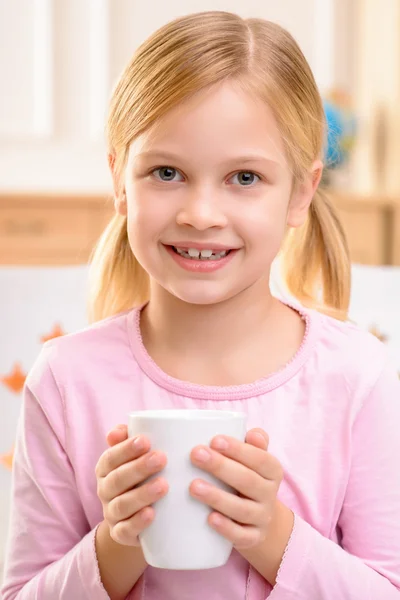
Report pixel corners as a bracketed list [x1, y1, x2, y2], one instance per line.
[323, 92, 357, 169]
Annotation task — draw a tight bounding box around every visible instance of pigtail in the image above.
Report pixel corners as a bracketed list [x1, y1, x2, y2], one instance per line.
[281, 189, 351, 320]
[88, 213, 149, 322]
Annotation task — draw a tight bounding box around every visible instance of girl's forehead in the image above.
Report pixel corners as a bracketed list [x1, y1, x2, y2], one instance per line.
[129, 82, 287, 167]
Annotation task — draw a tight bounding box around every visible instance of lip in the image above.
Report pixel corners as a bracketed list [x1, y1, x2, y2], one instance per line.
[165, 241, 239, 251]
[163, 244, 238, 273]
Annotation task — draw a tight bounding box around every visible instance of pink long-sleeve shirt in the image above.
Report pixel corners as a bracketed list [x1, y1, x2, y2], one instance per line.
[2, 304, 400, 600]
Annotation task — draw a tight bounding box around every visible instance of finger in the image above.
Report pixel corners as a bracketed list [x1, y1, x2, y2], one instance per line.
[208, 512, 262, 549]
[209, 434, 282, 481]
[191, 444, 283, 501]
[191, 446, 264, 500]
[111, 506, 155, 546]
[190, 479, 263, 525]
[96, 435, 151, 478]
[107, 424, 128, 447]
[107, 477, 169, 524]
[245, 428, 269, 450]
[99, 449, 167, 502]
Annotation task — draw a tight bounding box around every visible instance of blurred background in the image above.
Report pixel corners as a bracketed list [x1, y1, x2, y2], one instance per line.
[0, 0, 400, 578]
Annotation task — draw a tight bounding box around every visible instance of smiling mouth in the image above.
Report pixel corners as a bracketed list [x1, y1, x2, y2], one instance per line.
[170, 246, 232, 261]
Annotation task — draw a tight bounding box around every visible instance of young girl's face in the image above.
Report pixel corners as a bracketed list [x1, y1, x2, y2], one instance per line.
[118, 81, 318, 306]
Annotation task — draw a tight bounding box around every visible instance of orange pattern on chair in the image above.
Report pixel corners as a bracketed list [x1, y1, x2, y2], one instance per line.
[41, 323, 65, 343]
[0, 323, 66, 472]
[369, 326, 388, 343]
[0, 446, 14, 471]
[0, 363, 27, 394]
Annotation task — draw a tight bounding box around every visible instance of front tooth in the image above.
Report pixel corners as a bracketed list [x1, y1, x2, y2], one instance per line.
[200, 249, 213, 258]
[188, 248, 200, 258]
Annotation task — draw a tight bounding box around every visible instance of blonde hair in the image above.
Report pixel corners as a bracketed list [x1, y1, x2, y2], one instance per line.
[89, 11, 350, 322]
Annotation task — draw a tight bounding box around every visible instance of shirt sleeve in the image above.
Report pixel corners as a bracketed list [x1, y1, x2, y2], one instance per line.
[0, 347, 110, 600]
[269, 361, 400, 599]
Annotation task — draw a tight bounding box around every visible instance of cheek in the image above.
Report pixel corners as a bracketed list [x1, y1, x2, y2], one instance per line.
[241, 200, 288, 253]
[126, 189, 167, 239]
[125, 190, 176, 273]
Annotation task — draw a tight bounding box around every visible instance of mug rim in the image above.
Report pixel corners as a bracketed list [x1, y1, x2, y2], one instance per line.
[128, 409, 246, 420]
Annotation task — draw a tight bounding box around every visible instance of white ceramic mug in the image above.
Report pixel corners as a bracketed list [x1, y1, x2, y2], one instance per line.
[128, 409, 247, 570]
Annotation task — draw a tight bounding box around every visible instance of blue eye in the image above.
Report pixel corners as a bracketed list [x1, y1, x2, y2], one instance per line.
[153, 167, 183, 182]
[231, 172, 260, 186]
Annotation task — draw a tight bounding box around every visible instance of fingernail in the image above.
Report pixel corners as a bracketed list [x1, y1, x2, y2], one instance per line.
[212, 436, 229, 451]
[106, 425, 124, 437]
[147, 452, 163, 468]
[150, 478, 164, 494]
[211, 513, 223, 526]
[253, 432, 267, 446]
[194, 448, 211, 463]
[132, 436, 144, 450]
[142, 508, 153, 522]
[193, 481, 210, 495]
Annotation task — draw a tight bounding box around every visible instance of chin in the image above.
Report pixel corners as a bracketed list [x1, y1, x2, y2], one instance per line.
[166, 282, 240, 306]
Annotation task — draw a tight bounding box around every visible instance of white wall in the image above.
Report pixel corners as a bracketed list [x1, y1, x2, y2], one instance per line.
[0, 0, 338, 193]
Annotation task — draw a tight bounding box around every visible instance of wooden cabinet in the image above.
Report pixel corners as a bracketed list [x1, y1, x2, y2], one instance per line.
[393, 209, 400, 265]
[0, 195, 114, 265]
[0, 192, 399, 266]
[332, 192, 397, 266]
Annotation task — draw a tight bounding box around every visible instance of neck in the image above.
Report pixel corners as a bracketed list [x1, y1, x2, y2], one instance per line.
[141, 277, 279, 358]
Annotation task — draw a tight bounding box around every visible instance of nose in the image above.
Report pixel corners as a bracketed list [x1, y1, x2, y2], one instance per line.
[176, 187, 228, 230]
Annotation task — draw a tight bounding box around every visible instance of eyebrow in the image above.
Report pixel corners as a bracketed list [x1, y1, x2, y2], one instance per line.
[135, 150, 281, 169]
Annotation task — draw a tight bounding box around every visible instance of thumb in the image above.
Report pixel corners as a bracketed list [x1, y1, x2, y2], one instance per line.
[106, 424, 128, 447]
[245, 428, 269, 451]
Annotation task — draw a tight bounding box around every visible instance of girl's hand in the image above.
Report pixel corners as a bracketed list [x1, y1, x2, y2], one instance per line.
[95, 424, 168, 546]
[189, 428, 283, 550]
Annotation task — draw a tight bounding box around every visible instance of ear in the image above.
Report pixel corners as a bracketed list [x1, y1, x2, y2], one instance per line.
[108, 153, 127, 216]
[287, 160, 323, 228]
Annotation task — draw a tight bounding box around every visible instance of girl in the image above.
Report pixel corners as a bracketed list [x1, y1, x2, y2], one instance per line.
[2, 10, 400, 600]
